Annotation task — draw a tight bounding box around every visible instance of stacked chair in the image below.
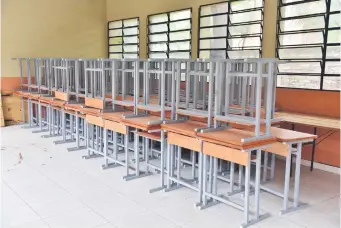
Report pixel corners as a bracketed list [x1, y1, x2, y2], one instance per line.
[12, 57, 316, 228]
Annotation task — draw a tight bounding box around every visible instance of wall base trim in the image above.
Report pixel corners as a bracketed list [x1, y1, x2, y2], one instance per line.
[301, 159, 340, 175]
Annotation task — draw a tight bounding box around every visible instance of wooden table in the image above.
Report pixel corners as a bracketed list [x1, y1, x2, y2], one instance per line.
[275, 111, 340, 171]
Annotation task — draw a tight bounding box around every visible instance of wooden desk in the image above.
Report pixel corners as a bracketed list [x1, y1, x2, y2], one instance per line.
[275, 111, 340, 170]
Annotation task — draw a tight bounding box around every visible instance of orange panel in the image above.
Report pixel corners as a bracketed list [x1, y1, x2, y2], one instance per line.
[85, 97, 104, 109]
[86, 114, 104, 127]
[276, 88, 340, 118]
[167, 132, 202, 152]
[263, 142, 289, 157]
[104, 120, 127, 135]
[203, 142, 249, 166]
[54, 91, 69, 101]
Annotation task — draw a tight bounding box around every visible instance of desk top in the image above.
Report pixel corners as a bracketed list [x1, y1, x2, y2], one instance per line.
[197, 128, 276, 150]
[161, 120, 207, 138]
[120, 115, 162, 131]
[100, 111, 132, 122]
[270, 127, 317, 143]
[275, 111, 340, 130]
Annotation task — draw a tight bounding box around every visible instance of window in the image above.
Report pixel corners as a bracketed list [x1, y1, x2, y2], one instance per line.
[147, 9, 192, 59]
[198, 0, 264, 59]
[276, 0, 340, 91]
[108, 18, 139, 58]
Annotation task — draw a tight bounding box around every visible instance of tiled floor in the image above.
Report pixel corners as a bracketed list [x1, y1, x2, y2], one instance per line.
[1, 125, 340, 228]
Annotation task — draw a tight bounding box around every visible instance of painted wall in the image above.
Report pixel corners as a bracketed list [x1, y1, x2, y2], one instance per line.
[1, 0, 107, 79]
[106, 0, 340, 167]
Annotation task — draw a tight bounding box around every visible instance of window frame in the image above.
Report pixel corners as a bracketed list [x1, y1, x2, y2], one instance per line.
[107, 17, 140, 59]
[197, 0, 264, 59]
[147, 8, 192, 59]
[276, 0, 340, 91]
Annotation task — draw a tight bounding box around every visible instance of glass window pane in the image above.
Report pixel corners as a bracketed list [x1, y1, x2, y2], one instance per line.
[109, 46, 122, 52]
[325, 61, 341, 74]
[200, 27, 227, 38]
[123, 53, 138, 59]
[229, 37, 261, 48]
[149, 24, 167, 33]
[279, 32, 324, 45]
[149, 43, 167, 51]
[123, 45, 138, 52]
[327, 30, 341, 44]
[123, 18, 138, 27]
[169, 31, 191, 41]
[230, 10, 262, 24]
[200, 38, 226, 49]
[329, 14, 341, 28]
[169, 52, 190, 59]
[331, 0, 341, 12]
[277, 75, 320, 89]
[123, 27, 138, 35]
[170, 20, 191, 31]
[230, 24, 262, 36]
[278, 47, 322, 59]
[280, 1, 326, 18]
[149, 34, 167, 42]
[108, 20, 122, 29]
[228, 50, 260, 59]
[280, 16, 325, 32]
[169, 41, 190, 51]
[109, 37, 123, 45]
[199, 50, 226, 59]
[149, 53, 167, 58]
[200, 15, 227, 27]
[109, 53, 122, 59]
[323, 77, 340, 90]
[109, 29, 122, 37]
[150, 14, 167, 23]
[230, 0, 263, 11]
[124, 36, 138, 44]
[170, 10, 191, 21]
[326, 46, 341, 59]
[201, 2, 228, 16]
[278, 62, 321, 74]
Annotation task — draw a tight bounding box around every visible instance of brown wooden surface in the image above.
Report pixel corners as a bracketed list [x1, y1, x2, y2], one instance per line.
[85, 97, 104, 110]
[100, 111, 132, 122]
[86, 114, 104, 127]
[270, 127, 317, 142]
[54, 91, 69, 101]
[275, 111, 340, 130]
[136, 131, 161, 141]
[104, 120, 127, 134]
[167, 132, 202, 152]
[202, 142, 249, 166]
[120, 115, 162, 131]
[50, 99, 65, 108]
[161, 120, 207, 137]
[197, 128, 276, 150]
[39, 96, 54, 104]
[65, 103, 100, 115]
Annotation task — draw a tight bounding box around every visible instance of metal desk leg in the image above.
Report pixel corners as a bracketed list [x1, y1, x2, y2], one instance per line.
[280, 144, 292, 215]
[310, 127, 317, 171]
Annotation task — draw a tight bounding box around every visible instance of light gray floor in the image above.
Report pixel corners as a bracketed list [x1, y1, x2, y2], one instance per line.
[1, 125, 340, 228]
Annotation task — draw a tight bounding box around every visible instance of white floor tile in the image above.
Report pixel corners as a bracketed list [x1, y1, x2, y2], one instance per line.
[10, 219, 50, 228]
[44, 207, 108, 228]
[2, 203, 41, 227]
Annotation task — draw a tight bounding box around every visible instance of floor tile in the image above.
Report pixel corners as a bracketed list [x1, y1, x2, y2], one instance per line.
[2, 204, 41, 227]
[44, 207, 108, 228]
[10, 219, 50, 228]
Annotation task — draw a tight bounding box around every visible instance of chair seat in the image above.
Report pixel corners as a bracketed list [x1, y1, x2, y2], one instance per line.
[121, 115, 162, 131]
[161, 120, 207, 138]
[197, 128, 276, 150]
